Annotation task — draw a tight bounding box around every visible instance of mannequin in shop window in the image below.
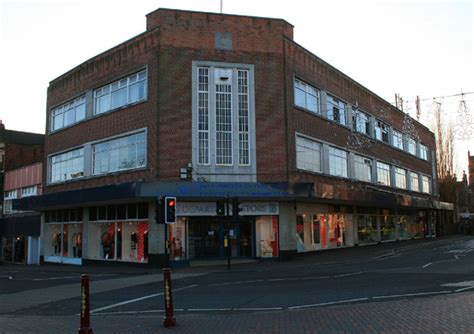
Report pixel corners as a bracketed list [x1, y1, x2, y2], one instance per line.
[72, 232, 82, 257]
[130, 232, 137, 260]
[101, 231, 113, 259]
[52, 233, 60, 254]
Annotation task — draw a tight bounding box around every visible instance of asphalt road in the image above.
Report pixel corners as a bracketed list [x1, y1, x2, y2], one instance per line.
[1, 235, 473, 318]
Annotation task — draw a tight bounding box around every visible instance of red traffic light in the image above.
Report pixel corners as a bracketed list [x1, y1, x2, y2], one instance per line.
[168, 200, 175, 207]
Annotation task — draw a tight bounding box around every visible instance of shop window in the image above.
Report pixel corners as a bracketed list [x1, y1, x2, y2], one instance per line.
[170, 218, 187, 261]
[256, 216, 278, 258]
[138, 203, 148, 219]
[357, 215, 378, 244]
[89, 207, 97, 221]
[380, 215, 396, 241]
[107, 205, 117, 220]
[127, 204, 137, 219]
[98, 206, 107, 221]
[117, 205, 127, 219]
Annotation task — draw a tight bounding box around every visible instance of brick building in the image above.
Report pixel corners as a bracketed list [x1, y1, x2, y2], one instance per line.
[16, 9, 452, 266]
[0, 121, 44, 264]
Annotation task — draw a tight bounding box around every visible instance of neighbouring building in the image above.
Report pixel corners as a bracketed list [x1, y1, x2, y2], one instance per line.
[15, 9, 453, 267]
[0, 121, 44, 264]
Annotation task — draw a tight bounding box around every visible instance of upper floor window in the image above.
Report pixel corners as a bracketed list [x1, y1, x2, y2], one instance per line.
[394, 167, 407, 189]
[294, 79, 320, 114]
[410, 172, 419, 192]
[21, 186, 37, 197]
[352, 108, 370, 135]
[326, 95, 346, 125]
[49, 148, 84, 183]
[392, 130, 404, 150]
[376, 161, 391, 186]
[421, 175, 431, 194]
[406, 137, 416, 155]
[328, 146, 348, 178]
[354, 155, 372, 182]
[374, 121, 389, 143]
[51, 95, 86, 131]
[4, 190, 17, 200]
[419, 143, 429, 160]
[92, 131, 146, 175]
[94, 70, 147, 115]
[296, 136, 322, 173]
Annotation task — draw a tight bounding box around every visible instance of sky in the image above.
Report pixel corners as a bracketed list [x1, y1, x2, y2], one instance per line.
[1, 0, 473, 178]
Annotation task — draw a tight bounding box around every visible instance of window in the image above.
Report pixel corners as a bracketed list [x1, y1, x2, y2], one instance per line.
[392, 130, 404, 150]
[421, 175, 430, 194]
[419, 144, 429, 160]
[354, 155, 372, 182]
[352, 108, 370, 135]
[406, 137, 416, 155]
[374, 121, 389, 143]
[92, 131, 146, 175]
[326, 95, 346, 125]
[329, 147, 348, 177]
[394, 167, 407, 189]
[238, 70, 250, 165]
[376, 161, 391, 186]
[215, 70, 233, 165]
[296, 136, 322, 173]
[410, 172, 419, 192]
[94, 70, 147, 115]
[4, 190, 17, 200]
[21, 186, 37, 197]
[294, 79, 320, 114]
[51, 95, 86, 131]
[197, 67, 210, 164]
[49, 148, 84, 183]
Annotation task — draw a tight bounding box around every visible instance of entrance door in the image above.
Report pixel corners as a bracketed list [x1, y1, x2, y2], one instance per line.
[189, 220, 220, 258]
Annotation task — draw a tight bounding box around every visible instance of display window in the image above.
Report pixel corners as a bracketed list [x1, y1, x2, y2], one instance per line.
[170, 218, 187, 261]
[44, 209, 83, 265]
[296, 214, 323, 252]
[380, 215, 396, 241]
[397, 216, 414, 239]
[256, 216, 278, 258]
[328, 214, 346, 248]
[357, 215, 378, 244]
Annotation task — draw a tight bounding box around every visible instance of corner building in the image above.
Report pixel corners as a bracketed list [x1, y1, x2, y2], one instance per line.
[21, 9, 452, 266]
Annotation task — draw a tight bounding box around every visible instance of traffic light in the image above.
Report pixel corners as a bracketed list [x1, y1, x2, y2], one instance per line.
[216, 200, 226, 216]
[232, 197, 243, 220]
[165, 196, 177, 224]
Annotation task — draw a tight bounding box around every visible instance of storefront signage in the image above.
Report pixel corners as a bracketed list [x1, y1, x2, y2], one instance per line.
[176, 202, 279, 216]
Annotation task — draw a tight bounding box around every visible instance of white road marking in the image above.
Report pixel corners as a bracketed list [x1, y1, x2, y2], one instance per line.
[188, 308, 232, 312]
[422, 263, 432, 268]
[455, 286, 474, 292]
[235, 307, 283, 311]
[32, 276, 80, 281]
[441, 280, 474, 288]
[288, 298, 369, 310]
[92, 309, 185, 316]
[334, 271, 364, 278]
[301, 276, 331, 280]
[0, 276, 13, 280]
[89, 284, 198, 314]
[372, 291, 451, 300]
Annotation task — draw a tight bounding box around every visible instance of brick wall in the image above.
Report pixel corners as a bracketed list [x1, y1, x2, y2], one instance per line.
[4, 143, 44, 172]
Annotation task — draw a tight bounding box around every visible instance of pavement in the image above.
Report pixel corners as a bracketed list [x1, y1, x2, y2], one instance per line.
[0, 235, 473, 333]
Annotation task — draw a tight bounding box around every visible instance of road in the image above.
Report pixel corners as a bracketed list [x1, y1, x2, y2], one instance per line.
[1, 235, 473, 333]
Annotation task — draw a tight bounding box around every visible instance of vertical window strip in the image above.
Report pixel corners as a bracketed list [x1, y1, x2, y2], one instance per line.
[238, 70, 250, 165]
[215, 83, 233, 165]
[197, 67, 210, 164]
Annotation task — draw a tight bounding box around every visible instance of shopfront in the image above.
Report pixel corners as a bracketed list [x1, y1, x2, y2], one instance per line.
[2, 215, 40, 265]
[172, 201, 279, 261]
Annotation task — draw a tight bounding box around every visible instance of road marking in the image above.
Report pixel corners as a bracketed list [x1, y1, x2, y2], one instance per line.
[89, 284, 198, 314]
[372, 291, 451, 300]
[288, 298, 369, 310]
[235, 307, 283, 311]
[92, 309, 186, 316]
[188, 308, 232, 312]
[441, 280, 474, 288]
[0, 276, 13, 280]
[334, 271, 364, 278]
[422, 263, 432, 268]
[454, 286, 474, 292]
[32, 276, 80, 281]
[301, 276, 331, 280]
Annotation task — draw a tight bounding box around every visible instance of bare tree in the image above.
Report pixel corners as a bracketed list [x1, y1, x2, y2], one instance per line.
[433, 101, 455, 180]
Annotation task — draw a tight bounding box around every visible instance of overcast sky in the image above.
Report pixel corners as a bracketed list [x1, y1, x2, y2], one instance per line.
[1, 0, 472, 177]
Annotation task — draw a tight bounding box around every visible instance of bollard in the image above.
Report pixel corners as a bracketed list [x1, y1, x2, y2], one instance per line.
[163, 268, 176, 328]
[78, 274, 94, 334]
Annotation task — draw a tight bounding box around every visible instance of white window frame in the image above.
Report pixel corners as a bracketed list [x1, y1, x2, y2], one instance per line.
[376, 161, 391, 186]
[21, 186, 37, 197]
[94, 70, 147, 115]
[352, 108, 370, 135]
[419, 143, 429, 160]
[374, 121, 389, 143]
[51, 95, 86, 132]
[49, 148, 85, 184]
[237, 69, 250, 166]
[406, 137, 416, 155]
[328, 146, 348, 178]
[354, 155, 372, 182]
[294, 78, 321, 114]
[421, 175, 431, 194]
[392, 130, 404, 150]
[92, 131, 147, 176]
[215, 71, 233, 166]
[197, 67, 211, 165]
[326, 95, 347, 125]
[410, 172, 419, 192]
[296, 135, 322, 173]
[394, 167, 407, 189]
[4, 190, 17, 200]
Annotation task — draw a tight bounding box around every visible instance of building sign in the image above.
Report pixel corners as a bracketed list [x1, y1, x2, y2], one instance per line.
[176, 202, 279, 217]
